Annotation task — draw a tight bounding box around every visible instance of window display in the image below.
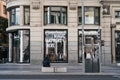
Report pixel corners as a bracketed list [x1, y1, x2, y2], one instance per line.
[44, 30, 68, 62]
[78, 30, 100, 63]
[11, 30, 30, 63]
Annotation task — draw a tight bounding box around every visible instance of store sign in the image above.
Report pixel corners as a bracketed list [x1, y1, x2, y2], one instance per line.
[46, 43, 55, 47]
[79, 31, 98, 35]
[45, 31, 66, 43]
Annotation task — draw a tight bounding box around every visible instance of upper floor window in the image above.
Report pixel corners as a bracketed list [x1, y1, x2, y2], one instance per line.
[44, 6, 67, 25]
[78, 7, 100, 25]
[9, 7, 20, 26]
[24, 6, 30, 25]
[115, 11, 120, 18]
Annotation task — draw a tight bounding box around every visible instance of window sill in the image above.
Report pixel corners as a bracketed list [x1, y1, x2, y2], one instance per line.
[44, 24, 67, 27]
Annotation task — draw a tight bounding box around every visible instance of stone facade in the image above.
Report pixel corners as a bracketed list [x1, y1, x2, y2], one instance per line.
[6, 0, 120, 65]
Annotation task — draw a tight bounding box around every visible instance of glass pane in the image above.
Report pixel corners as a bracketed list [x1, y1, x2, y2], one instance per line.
[78, 7, 82, 24]
[23, 30, 30, 63]
[11, 14, 15, 25]
[12, 31, 20, 62]
[95, 8, 100, 25]
[78, 30, 99, 63]
[15, 8, 20, 25]
[24, 7, 30, 25]
[50, 11, 60, 24]
[11, 30, 30, 63]
[115, 11, 120, 18]
[85, 7, 94, 24]
[10, 9, 15, 25]
[44, 11, 47, 24]
[44, 7, 67, 25]
[44, 30, 68, 62]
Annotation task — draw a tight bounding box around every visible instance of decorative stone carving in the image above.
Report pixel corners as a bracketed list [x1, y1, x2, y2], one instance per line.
[69, 0, 77, 10]
[32, 0, 40, 9]
[103, 5, 110, 15]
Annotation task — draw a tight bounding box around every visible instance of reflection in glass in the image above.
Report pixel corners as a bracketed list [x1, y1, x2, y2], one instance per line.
[15, 8, 20, 25]
[12, 30, 30, 63]
[10, 7, 20, 26]
[115, 11, 120, 18]
[78, 30, 99, 63]
[85, 8, 94, 24]
[78, 7, 100, 25]
[44, 7, 67, 25]
[24, 6, 30, 25]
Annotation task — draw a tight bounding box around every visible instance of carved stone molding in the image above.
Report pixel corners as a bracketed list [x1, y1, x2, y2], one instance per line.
[32, 0, 40, 9]
[69, 2, 77, 10]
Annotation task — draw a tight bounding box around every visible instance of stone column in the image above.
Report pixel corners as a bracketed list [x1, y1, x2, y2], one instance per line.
[8, 33, 12, 62]
[20, 31, 23, 62]
[20, 6, 24, 26]
[63, 38, 66, 56]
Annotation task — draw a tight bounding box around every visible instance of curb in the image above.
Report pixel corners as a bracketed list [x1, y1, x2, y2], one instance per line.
[0, 71, 118, 76]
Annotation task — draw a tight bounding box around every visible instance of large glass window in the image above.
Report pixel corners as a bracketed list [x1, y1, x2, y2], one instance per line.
[115, 31, 120, 63]
[78, 30, 100, 63]
[78, 7, 100, 25]
[44, 30, 68, 63]
[44, 6, 67, 25]
[11, 30, 30, 63]
[9, 7, 20, 26]
[24, 6, 30, 25]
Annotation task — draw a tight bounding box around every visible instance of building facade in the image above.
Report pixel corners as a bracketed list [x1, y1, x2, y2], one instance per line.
[6, 0, 120, 66]
[0, 0, 7, 18]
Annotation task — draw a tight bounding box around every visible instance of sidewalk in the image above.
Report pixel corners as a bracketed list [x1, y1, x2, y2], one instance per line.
[0, 63, 120, 75]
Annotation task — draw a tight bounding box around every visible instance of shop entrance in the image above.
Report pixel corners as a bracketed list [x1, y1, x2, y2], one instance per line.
[78, 30, 101, 72]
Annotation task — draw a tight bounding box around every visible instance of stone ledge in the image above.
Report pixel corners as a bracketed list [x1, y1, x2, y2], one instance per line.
[41, 67, 54, 72]
[41, 67, 67, 72]
[54, 67, 67, 72]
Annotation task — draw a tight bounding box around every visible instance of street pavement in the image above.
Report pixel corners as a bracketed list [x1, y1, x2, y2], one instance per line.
[0, 63, 120, 76]
[0, 75, 120, 80]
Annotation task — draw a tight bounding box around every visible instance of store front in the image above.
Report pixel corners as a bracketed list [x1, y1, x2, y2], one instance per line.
[44, 29, 68, 63]
[78, 29, 101, 72]
[9, 29, 30, 63]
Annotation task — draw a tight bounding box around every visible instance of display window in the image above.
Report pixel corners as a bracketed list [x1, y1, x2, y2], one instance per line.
[10, 30, 30, 63]
[78, 30, 100, 63]
[44, 29, 68, 62]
